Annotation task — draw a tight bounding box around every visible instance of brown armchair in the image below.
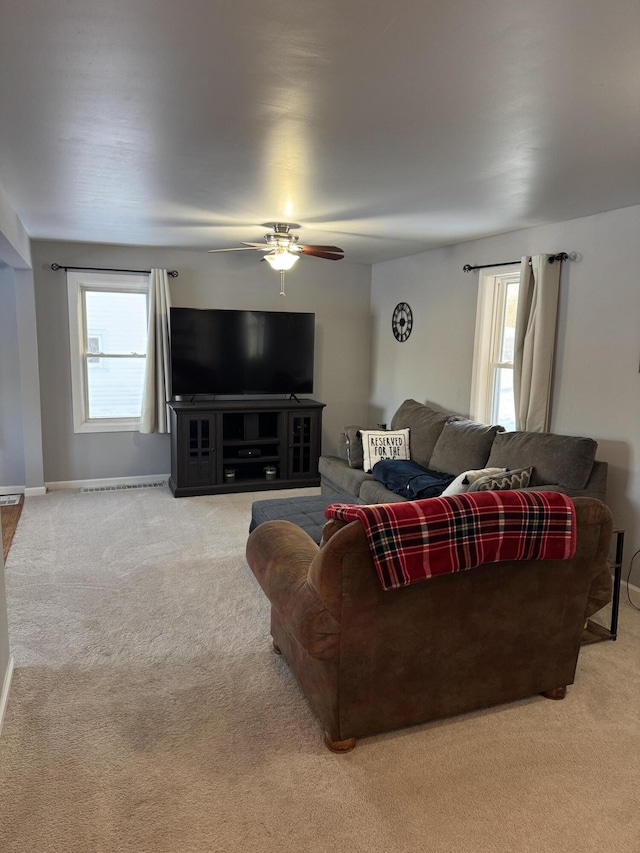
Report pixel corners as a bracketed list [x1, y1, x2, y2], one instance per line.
[246, 497, 613, 752]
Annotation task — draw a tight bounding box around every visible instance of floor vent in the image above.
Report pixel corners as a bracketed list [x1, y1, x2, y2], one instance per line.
[81, 481, 167, 493]
[0, 495, 21, 506]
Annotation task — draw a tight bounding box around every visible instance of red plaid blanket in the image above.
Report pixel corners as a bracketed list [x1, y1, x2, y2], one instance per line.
[325, 490, 576, 591]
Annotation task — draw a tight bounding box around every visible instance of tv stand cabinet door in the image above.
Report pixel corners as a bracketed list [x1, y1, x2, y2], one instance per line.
[286, 410, 322, 479]
[171, 411, 220, 493]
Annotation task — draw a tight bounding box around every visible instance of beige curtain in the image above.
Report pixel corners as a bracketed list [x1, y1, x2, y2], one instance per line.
[140, 269, 172, 434]
[513, 254, 561, 432]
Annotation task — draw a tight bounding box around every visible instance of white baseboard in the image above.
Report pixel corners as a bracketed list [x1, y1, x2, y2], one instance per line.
[0, 486, 25, 496]
[0, 655, 15, 736]
[24, 486, 46, 498]
[1, 486, 47, 498]
[46, 474, 170, 492]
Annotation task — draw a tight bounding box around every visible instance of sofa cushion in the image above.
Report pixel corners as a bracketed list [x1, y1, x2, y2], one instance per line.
[359, 479, 408, 503]
[429, 419, 504, 476]
[361, 428, 410, 473]
[467, 466, 533, 492]
[390, 399, 454, 468]
[486, 432, 597, 490]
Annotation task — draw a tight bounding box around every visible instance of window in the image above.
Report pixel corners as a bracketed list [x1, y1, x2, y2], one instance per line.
[470, 266, 520, 431]
[67, 272, 148, 432]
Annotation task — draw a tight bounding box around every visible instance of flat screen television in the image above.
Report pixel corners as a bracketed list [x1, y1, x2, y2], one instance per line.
[170, 307, 315, 397]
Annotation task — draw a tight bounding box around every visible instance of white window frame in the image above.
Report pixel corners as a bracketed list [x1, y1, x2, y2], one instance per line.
[470, 264, 520, 427]
[67, 271, 149, 433]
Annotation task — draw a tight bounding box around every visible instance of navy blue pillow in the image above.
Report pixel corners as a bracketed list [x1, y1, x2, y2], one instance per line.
[372, 459, 455, 500]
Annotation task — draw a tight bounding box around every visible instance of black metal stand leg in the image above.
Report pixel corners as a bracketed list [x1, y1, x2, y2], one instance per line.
[582, 527, 625, 646]
[609, 530, 624, 640]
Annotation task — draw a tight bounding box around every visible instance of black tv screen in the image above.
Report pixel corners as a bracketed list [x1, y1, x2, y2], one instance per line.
[170, 308, 315, 396]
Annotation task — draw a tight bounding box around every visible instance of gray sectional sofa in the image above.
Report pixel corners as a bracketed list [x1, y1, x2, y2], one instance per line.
[319, 399, 608, 504]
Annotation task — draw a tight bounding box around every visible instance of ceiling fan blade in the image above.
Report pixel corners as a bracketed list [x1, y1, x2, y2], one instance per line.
[299, 245, 344, 253]
[207, 246, 262, 253]
[207, 229, 344, 261]
[300, 246, 345, 260]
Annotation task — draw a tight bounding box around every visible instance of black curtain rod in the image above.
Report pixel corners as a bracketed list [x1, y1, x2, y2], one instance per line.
[462, 252, 568, 273]
[51, 264, 179, 277]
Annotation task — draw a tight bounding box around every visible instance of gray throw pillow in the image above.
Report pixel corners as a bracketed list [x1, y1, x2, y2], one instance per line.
[429, 419, 504, 476]
[344, 426, 365, 469]
[337, 430, 349, 461]
[390, 399, 456, 469]
[467, 466, 533, 492]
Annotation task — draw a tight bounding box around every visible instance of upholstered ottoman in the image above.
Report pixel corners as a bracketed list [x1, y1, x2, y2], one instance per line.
[249, 494, 363, 544]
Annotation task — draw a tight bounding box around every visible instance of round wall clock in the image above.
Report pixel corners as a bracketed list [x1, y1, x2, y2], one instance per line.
[392, 302, 413, 342]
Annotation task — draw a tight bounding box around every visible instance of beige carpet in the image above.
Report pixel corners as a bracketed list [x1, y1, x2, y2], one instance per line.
[1, 486, 639, 853]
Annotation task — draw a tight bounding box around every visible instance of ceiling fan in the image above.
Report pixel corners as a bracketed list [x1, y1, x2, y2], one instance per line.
[208, 223, 344, 295]
[208, 222, 344, 268]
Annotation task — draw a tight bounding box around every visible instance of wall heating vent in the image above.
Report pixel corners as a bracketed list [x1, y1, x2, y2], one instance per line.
[81, 481, 167, 493]
[0, 495, 21, 506]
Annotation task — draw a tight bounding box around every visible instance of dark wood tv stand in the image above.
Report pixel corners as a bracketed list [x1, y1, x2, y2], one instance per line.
[167, 399, 325, 497]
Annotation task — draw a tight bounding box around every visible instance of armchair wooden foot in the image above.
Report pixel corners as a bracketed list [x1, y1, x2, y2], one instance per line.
[272, 640, 282, 655]
[541, 686, 567, 700]
[324, 733, 357, 753]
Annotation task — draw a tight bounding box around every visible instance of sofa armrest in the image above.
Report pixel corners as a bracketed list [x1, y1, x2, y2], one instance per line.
[584, 460, 607, 502]
[246, 520, 318, 601]
[520, 475, 606, 502]
[319, 518, 347, 547]
[246, 520, 340, 659]
[319, 455, 373, 499]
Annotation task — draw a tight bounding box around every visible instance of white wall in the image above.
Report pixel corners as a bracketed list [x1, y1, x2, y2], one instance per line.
[0, 178, 29, 729]
[370, 243, 476, 423]
[13, 268, 45, 494]
[0, 269, 44, 496]
[31, 240, 372, 485]
[371, 204, 640, 582]
[0, 179, 31, 270]
[0, 265, 26, 489]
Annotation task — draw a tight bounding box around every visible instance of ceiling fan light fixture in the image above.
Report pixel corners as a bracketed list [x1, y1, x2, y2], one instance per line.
[264, 250, 299, 271]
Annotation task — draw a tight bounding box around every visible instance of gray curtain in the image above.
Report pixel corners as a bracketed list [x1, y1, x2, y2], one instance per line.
[140, 269, 172, 434]
[513, 254, 561, 432]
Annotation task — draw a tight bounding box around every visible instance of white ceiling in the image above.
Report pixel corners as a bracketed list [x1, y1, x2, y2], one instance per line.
[0, 0, 639, 264]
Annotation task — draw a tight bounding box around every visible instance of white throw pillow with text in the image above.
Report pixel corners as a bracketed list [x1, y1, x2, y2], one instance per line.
[360, 429, 410, 473]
